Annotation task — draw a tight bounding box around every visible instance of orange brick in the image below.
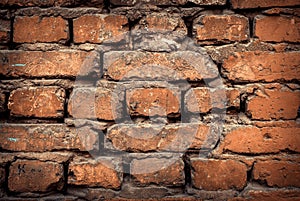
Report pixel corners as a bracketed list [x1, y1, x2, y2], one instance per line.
[223, 51, 300, 82]
[14, 16, 68, 43]
[230, 190, 300, 201]
[73, 15, 128, 43]
[255, 16, 300, 42]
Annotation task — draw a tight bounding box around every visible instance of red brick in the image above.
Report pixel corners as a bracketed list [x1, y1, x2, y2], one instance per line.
[255, 16, 300, 43]
[14, 16, 68, 43]
[247, 89, 300, 120]
[185, 88, 240, 113]
[8, 160, 64, 192]
[106, 124, 218, 152]
[8, 87, 65, 118]
[0, 51, 99, 78]
[230, 190, 300, 201]
[73, 15, 128, 43]
[135, 13, 186, 33]
[191, 159, 247, 190]
[219, 126, 300, 154]
[194, 15, 249, 43]
[68, 87, 120, 121]
[126, 88, 180, 117]
[0, 124, 99, 152]
[104, 51, 218, 81]
[253, 161, 300, 187]
[68, 157, 122, 189]
[131, 157, 184, 186]
[0, 19, 10, 44]
[231, 0, 300, 9]
[223, 51, 300, 82]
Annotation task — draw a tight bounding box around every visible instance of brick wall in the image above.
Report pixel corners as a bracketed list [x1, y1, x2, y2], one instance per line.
[0, 0, 300, 200]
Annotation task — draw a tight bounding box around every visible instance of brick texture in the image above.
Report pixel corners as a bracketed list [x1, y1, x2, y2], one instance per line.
[231, 0, 300, 9]
[8, 160, 64, 192]
[14, 16, 68, 43]
[8, 87, 65, 118]
[255, 16, 300, 43]
[223, 51, 300, 82]
[73, 15, 128, 43]
[194, 15, 249, 43]
[0, 19, 10, 44]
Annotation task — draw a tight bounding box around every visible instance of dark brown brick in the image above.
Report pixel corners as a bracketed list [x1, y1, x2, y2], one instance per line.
[0, 19, 10, 44]
[231, 0, 300, 9]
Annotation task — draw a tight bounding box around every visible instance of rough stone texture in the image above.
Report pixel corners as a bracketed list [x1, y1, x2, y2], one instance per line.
[8, 160, 64, 192]
[255, 16, 300, 43]
[0, 124, 99, 152]
[194, 15, 249, 43]
[0, 19, 10, 44]
[0, 0, 104, 7]
[73, 15, 128, 43]
[68, 87, 122, 121]
[222, 51, 300, 82]
[126, 88, 180, 117]
[135, 13, 187, 34]
[0, 167, 5, 187]
[0, 51, 100, 78]
[104, 51, 218, 81]
[231, 0, 300, 9]
[246, 89, 300, 120]
[131, 157, 184, 186]
[231, 190, 300, 201]
[110, 0, 226, 5]
[106, 124, 218, 152]
[68, 157, 122, 189]
[219, 126, 300, 154]
[191, 159, 247, 190]
[253, 161, 300, 187]
[0, 92, 6, 113]
[185, 88, 240, 113]
[8, 87, 65, 118]
[14, 16, 68, 43]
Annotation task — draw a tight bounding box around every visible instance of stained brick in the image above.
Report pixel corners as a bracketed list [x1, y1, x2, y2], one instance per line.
[230, 190, 300, 201]
[0, 92, 6, 113]
[0, 19, 10, 44]
[14, 16, 68, 43]
[106, 124, 218, 152]
[0, 51, 99, 78]
[8, 87, 65, 118]
[0, 167, 4, 187]
[194, 15, 249, 43]
[110, 0, 226, 5]
[126, 88, 180, 117]
[219, 126, 300, 154]
[247, 89, 300, 120]
[0, 0, 104, 7]
[253, 161, 300, 187]
[131, 157, 184, 186]
[104, 51, 218, 81]
[8, 160, 64, 192]
[231, 0, 300, 9]
[73, 15, 128, 43]
[0, 124, 99, 152]
[191, 159, 247, 190]
[68, 157, 122, 189]
[223, 51, 300, 82]
[254, 16, 300, 43]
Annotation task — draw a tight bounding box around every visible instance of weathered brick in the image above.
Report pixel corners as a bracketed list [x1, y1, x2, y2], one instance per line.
[219, 126, 300, 154]
[0, 0, 103, 7]
[194, 15, 249, 43]
[126, 88, 180, 117]
[0, 124, 99, 152]
[8, 87, 65, 118]
[186, 0, 226, 5]
[135, 13, 186, 34]
[255, 16, 300, 43]
[68, 87, 122, 121]
[8, 160, 64, 192]
[0, 19, 10, 44]
[106, 124, 218, 152]
[131, 157, 184, 186]
[73, 15, 128, 43]
[191, 159, 247, 190]
[104, 51, 218, 81]
[0, 92, 6, 113]
[110, 0, 226, 5]
[231, 0, 300, 9]
[14, 16, 68, 43]
[247, 89, 300, 120]
[230, 190, 300, 201]
[223, 51, 300, 82]
[0, 51, 99, 78]
[253, 161, 300, 187]
[0, 167, 4, 187]
[68, 157, 122, 189]
[185, 88, 240, 113]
